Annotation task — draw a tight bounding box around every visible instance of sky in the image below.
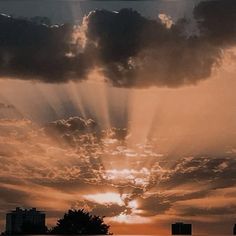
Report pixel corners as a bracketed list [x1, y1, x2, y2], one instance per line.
[0, 0, 200, 24]
[0, 0, 236, 235]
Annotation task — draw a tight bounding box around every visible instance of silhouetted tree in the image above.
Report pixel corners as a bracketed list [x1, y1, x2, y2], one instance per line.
[50, 209, 111, 235]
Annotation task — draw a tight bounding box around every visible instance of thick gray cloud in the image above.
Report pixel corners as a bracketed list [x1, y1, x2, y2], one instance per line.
[1, 1, 236, 87]
[0, 14, 90, 82]
[83, 8, 219, 88]
[194, 0, 236, 47]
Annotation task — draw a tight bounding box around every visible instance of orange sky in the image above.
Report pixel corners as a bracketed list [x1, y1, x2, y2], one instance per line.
[0, 1, 236, 234]
[0, 49, 236, 234]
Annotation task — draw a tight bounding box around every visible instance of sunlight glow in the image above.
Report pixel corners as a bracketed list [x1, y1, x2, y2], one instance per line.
[112, 213, 151, 224]
[83, 192, 124, 206]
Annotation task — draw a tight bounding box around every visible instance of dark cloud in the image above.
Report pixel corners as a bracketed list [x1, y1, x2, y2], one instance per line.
[0, 14, 90, 82]
[194, 0, 236, 46]
[84, 8, 220, 88]
[1, 1, 236, 87]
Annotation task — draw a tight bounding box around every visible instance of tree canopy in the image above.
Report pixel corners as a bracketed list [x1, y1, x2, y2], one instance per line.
[50, 209, 111, 235]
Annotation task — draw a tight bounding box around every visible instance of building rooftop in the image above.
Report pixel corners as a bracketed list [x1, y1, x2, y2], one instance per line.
[8, 207, 45, 213]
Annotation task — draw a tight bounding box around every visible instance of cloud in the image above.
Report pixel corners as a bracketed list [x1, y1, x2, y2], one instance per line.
[0, 117, 236, 230]
[44, 117, 128, 148]
[74, 199, 128, 218]
[44, 117, 97, 136]
[128, 156, 236, 219]
[137, 195, 171, 216]
[160, 156, 236, 190]
[82, 8, 220, 88]
[1, 2, 236, 87]
[194, 0, 236, 46]
[0, 14, 90, 82]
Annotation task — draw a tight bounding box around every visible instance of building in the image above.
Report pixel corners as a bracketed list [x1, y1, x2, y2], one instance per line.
[172, 222, 192, 235]
[5, 207, 46, 234]
[234, 224, 236, 235]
